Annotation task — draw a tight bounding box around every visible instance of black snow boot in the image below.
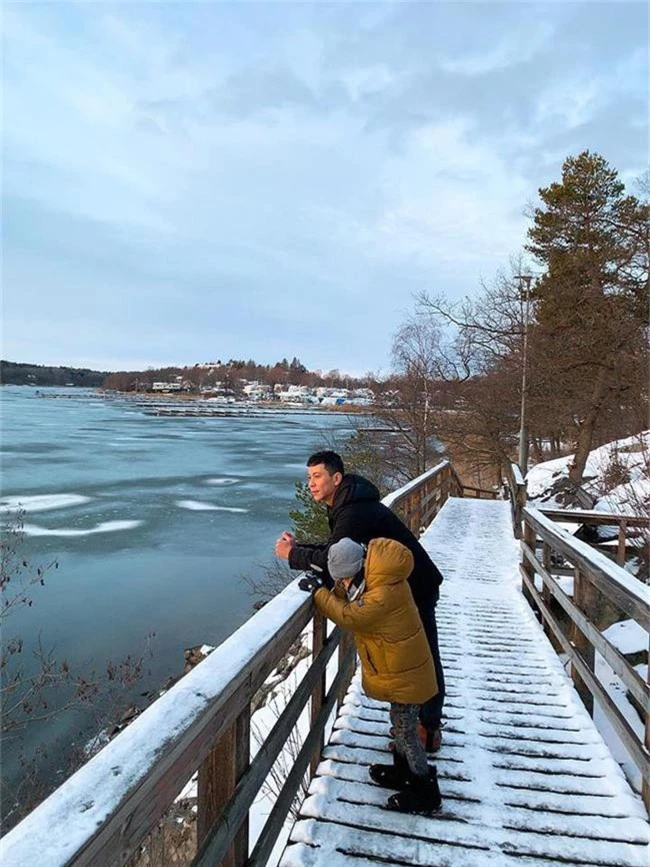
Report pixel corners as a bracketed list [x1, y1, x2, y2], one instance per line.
[386, 766, 442, 816]
[369, 750, 410, 790]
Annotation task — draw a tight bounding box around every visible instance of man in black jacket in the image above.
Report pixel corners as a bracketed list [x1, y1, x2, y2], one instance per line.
[275, 450, 445, 750]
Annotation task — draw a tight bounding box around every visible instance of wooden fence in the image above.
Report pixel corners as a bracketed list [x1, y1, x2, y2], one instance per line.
[1, 460, 459, 867]
[520, 505, 650, 812]
[537, 506, 649, 567]
[383, 458, 497, 535]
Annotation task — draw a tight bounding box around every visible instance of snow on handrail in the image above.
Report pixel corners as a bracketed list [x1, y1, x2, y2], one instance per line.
[511, 462, 525, 487]
[381, 459, 452, 509]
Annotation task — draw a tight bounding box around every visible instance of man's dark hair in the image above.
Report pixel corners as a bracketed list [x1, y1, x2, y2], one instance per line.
[307, 450, 345, 476]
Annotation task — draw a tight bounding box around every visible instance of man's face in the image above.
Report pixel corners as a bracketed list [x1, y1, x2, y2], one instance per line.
[307, 463, 342, 506]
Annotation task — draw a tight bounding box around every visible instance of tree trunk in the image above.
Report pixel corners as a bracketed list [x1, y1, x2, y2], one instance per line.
[568, 365, 610, 487]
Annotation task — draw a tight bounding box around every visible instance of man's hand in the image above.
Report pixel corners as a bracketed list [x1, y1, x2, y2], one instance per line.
[275, 531, 296, 560]
[298, 573, 324, 593]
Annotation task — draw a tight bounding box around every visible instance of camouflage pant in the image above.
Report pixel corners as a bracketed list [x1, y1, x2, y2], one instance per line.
[390, 702, 429, 777]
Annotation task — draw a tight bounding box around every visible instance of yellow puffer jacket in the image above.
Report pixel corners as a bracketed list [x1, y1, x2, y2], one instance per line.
[313, 537, 437, 705]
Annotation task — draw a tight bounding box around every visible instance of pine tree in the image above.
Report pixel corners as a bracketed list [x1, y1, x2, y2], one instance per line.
[526, 151, 648, 486]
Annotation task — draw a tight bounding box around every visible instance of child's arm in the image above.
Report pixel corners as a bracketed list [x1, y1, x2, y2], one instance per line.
[313, 586, 389, 633]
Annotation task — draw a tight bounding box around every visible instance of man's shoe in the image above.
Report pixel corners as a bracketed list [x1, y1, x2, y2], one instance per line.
[388, 723, 442, 753]
[386, 767, 442, 816]
[420, 723, 442, 753]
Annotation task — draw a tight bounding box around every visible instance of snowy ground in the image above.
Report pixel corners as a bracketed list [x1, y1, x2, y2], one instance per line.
[526, 431, 650, 516]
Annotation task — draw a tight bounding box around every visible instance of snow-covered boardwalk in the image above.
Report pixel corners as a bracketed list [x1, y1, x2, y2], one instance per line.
[281, 498, 650, 867]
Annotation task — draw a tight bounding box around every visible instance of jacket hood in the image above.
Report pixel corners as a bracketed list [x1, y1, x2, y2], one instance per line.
[364, 538, 414, 589]
[331, 474, 380, 512]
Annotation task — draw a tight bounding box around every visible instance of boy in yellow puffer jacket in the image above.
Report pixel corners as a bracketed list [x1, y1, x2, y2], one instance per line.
[299, 536, 442, 815]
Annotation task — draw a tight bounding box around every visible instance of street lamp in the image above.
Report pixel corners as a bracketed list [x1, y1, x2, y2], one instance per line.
[514, 274, 533, 475]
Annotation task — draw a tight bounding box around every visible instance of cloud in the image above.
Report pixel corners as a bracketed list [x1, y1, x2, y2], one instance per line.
[2, 2, 647, 374]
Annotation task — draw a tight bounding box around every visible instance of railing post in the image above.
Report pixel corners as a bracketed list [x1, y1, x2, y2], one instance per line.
[521, 520, 537, 614]
[337, 629, 356, 708]
[571, 567, 596, 717]
[541, 542, 552, 637]
[406, 490, 418, 534]
[617, 519, 627, 566]
[641, 656, 650, 816]
[310, 612, 326, 777]
[514, 483, 526, 540]
[197, 708, 250, 867]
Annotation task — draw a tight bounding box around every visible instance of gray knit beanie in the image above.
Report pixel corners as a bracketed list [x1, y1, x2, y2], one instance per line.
[328, 538, 366, 580]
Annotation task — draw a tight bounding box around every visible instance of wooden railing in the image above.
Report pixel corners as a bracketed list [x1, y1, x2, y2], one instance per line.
[1, 461, 461, 867]
[520, 505, 650, 812]
[537, 507, 649, 567]
[383, 458, 496, 535]
[0, 586, 356, 867]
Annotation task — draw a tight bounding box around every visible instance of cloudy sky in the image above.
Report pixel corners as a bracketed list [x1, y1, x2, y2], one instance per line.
[3, 1, 647, 376]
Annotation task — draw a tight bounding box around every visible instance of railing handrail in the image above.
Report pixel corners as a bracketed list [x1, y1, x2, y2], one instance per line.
[538, 506, 650, 528]
[381, 459, 453, 510]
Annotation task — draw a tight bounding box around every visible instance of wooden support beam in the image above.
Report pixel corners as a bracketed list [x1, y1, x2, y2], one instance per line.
[571, 567, 596, 716]
[197, 708, 250, 867]
[310, 613, 326, 777]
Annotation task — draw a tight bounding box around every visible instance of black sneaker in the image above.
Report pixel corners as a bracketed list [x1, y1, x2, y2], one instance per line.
[386, 769, 442, 815]
[369, 762, 409, 790]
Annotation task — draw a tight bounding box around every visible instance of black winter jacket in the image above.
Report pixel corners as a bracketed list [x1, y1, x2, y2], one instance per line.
[288, 474, 443, 609]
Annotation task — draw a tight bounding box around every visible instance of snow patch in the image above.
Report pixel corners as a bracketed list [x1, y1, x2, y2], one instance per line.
[603, 619, 648, 656]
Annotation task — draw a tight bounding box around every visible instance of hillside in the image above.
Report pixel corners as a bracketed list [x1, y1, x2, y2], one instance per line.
[526, 432, 649, 516]
[0, 360, 109, 387]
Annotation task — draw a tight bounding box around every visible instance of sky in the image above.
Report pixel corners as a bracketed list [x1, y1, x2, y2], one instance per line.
[2, 1, 648, 377]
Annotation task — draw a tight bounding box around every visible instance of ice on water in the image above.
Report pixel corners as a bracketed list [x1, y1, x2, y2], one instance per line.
[176, 500, 248, 512]
[0, 493, 91, 513]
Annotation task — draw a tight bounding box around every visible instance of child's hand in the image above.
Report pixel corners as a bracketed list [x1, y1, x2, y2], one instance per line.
[298, 573, 323, 593]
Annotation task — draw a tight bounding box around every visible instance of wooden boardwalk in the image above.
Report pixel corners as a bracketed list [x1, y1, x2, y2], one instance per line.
[280, 498, 650, 867]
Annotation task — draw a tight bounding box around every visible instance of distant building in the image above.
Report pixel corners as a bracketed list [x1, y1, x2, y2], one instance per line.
[152, 381, 182, 392]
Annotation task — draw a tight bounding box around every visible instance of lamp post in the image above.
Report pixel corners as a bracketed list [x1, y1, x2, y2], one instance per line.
[514, 274, 533, 475]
